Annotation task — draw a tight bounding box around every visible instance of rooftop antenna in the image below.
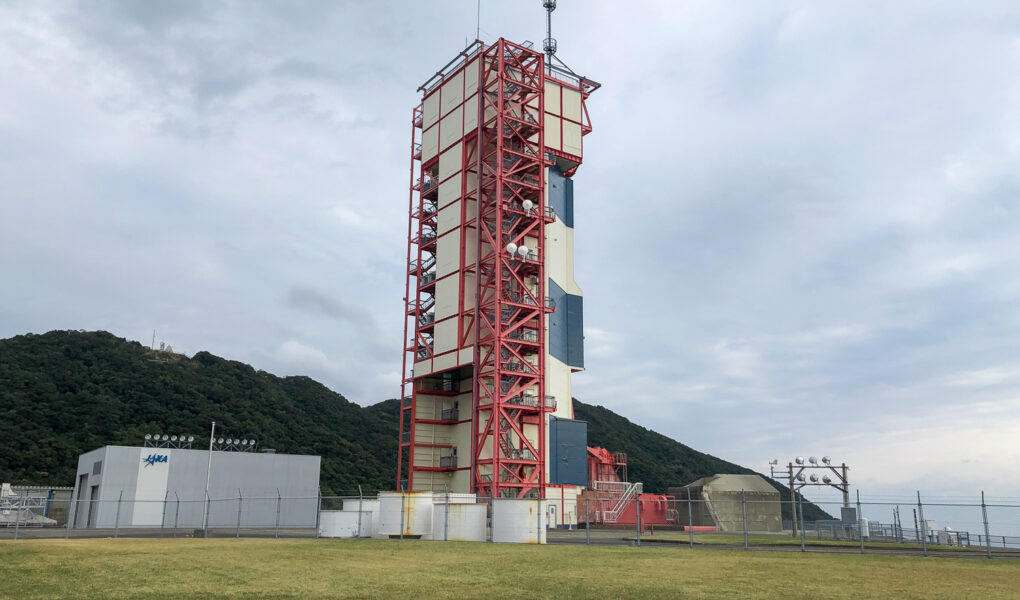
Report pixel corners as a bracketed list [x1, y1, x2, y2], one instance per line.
[543, 0, 557, 60]
[476, 0, 481, 41]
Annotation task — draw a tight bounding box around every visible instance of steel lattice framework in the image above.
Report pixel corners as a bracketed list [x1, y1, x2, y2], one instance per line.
[472, 40, 550, 499]
[397, 39, 558, 498]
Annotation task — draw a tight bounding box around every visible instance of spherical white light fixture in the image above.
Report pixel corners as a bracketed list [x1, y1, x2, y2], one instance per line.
[506, 242, 518, 255]
[171, 435, 178, 442]
[822, 475, 832, 484]
[795, 457, 805, 465]
[809, 456, 818, 465]
[822, 456, 832, 465]
[145, 434, 152, 440]
[517, 245, 529, 258]
[809, 474, 819, 483]
[162, 435, 169, 441]
[522, 199, 534, 212]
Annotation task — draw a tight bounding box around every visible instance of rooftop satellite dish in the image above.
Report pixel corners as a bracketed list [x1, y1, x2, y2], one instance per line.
[809, 456, 818, 465]
[506, 242, 518, 255]
[795, 457, 805, 465]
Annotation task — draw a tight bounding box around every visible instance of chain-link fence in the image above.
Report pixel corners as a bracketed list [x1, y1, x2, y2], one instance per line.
[3, 489, 1018, 558]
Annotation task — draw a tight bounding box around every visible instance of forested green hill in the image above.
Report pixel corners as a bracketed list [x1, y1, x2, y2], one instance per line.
[0, 330, 826, 518]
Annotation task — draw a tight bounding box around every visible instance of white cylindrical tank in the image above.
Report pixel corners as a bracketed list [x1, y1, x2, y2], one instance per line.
[492, 498, 547, 544]
[341, 498, 383, 538]
[432, 502, 487, 542]
[318, 510, 373, 538]
[378, 492, 434, 539]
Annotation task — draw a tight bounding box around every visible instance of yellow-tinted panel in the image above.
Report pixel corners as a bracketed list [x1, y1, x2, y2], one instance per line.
[464, 59, 479, 95]
[422, 125, 439, 162]
[442, 71, 464, 115]
[544, 81, 561, 115]
[545, 115, 561, 151]
[463, 93, 478, 133]
[424, 92, 440, 129]
[439, 142, 462, 181]
[562, 87, 582, 122]
[439, 105, 464, 151]
[563, 120, 582, 156]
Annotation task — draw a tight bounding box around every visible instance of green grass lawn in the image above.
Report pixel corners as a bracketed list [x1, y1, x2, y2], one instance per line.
[1, 538, 1018, 600]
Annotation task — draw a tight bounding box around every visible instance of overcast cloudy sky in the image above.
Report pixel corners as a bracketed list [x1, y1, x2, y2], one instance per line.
[2, 1, 1019, 507]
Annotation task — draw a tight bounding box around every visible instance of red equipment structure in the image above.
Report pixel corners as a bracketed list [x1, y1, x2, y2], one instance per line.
[580, 446, 673, 527]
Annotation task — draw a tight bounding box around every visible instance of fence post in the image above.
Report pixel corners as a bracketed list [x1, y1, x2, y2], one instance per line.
[399, 491, 405, 541]
[917, 491, 928, 557]
[65, 494, 73, 539]
[114, 491, 123, 538]
[13, 496, 20, 540]
[444, 486, 450, 542]
[161, 490, 169, 536]
[584, 493, 590, 546]
[315, 486, 321, 539]
[741, 490, 749, 550]
[797, 493, 806, 552]
[275, 488, 281, 539]
[687, 487, 694, 549]
[981, 490, 992, 559]
[235, 489, 242, 538]
[635, 496, 641, 546]
[173, 492, 180, 538]
[357, 485, 364, 539]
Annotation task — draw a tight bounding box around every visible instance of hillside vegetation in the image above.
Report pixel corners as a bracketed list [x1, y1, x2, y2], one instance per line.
[0, 330, 826, 518]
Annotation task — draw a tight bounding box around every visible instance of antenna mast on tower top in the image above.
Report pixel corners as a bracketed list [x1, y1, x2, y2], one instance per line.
[543, 0, 557, 60]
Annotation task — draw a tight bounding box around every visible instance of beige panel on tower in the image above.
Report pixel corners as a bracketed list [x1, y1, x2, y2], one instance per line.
[440, 107, 464, 154]
[433, 318, 458, 354]
[563, 120, 582, 156]
[464, 59, 479, 94]
[562, 87, 582, 122]
[435, 274, 460, 320]
[432, 351, 457, 372]
[422, 125, 439, 162]
[438, 142, 463, 181]
[441, 71, 464, 115]
[544, 81, 561, 115]
[437, 199, 461, 236]
[545, 115, 561, 151]
[436, 234, 460, 278]
[423, 92, 440, 129]
[463, 93, 478, 133]
[438, 173, 461, 209]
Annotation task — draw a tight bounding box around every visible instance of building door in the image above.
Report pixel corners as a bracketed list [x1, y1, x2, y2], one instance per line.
[74, 474, 88, 528]
[87, 485, 99, 528]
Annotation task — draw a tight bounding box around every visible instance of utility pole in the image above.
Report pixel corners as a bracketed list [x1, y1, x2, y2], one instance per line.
[201, 421, 215, 532]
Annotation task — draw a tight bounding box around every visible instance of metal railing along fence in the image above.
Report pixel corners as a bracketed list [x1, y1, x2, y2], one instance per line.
[3, 489, 1018, 559]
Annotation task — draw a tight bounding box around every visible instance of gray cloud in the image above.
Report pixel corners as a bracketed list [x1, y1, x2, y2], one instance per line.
[2, 1, 1019, 506]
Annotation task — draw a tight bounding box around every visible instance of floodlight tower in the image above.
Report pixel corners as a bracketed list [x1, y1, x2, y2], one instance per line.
[397, 9, 599, 500]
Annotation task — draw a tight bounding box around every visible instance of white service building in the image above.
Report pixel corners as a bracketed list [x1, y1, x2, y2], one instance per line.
[70, 445, 320, 529]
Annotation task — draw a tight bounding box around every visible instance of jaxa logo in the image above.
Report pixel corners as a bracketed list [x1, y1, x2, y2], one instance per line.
[143, 454, 168, 467]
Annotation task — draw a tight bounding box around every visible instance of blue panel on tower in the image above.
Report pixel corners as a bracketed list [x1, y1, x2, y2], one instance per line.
[548, 278, 584, 369]
[549, 417, 588, 486]
[547, 166, 574, 228]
